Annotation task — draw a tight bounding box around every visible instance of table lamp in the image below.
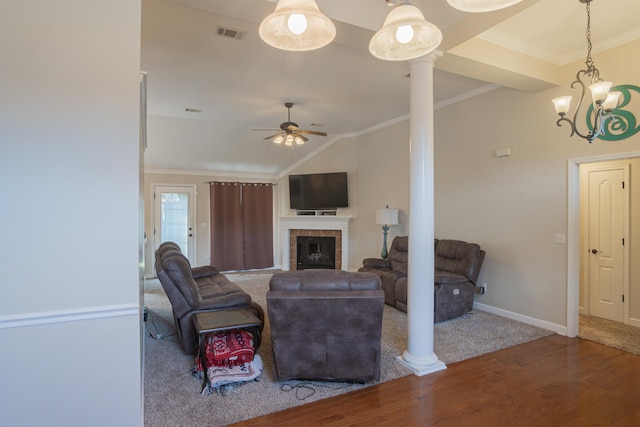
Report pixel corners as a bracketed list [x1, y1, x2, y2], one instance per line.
[376, 206, 399, 259]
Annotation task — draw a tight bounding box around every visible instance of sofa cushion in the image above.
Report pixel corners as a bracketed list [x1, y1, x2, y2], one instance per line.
[387, 236, 408, 275]
[434, 271, 471, 286]
[162, 252, 203, 308]
[435, 240, 482, 283]
[361, 258, 391, 269]
[197, 274, 251, 309]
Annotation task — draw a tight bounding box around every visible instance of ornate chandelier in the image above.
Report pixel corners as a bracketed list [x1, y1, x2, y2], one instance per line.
[552, 0, 622, 143]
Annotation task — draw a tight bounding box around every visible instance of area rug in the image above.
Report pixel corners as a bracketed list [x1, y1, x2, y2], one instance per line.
[143, 272, 553, 427]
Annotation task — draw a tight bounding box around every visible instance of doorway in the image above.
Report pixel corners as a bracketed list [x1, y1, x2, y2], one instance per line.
[580, 161, 629, 323]
[567, 151, 640, 338]
[152, 185, 196, 264]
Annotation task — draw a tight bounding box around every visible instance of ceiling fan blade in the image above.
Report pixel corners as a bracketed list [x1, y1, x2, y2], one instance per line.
[297, 129, 327, 136]
[296, 134, 309, 142]
[263, 132, 283, 140]
[286, 124, 299, 131]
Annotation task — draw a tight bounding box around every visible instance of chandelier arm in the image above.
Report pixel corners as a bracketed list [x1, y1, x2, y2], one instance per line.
[561, 69, 595, 141]
[555, 116, 576, 137]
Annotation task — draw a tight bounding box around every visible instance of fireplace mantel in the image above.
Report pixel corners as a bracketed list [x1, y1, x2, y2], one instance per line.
[280, 216, 351, 271]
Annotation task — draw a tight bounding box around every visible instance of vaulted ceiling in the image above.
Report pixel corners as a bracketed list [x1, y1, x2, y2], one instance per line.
[141, 0, 640, 176]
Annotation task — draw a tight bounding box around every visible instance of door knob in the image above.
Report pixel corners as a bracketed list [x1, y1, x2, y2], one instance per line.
[591, 249, 598, 254]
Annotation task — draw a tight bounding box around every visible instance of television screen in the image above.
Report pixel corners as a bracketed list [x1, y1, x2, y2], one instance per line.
[289, 172, 348, 210]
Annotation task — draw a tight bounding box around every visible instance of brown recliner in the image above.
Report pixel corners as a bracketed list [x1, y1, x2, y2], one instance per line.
[359, 236, 485, 322]
[267, 269, 384, 383]
[154, 242, 264, 354]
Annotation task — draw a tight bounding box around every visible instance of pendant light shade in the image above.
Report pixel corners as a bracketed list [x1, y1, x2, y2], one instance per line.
[369, 3, 442, 61]
[259, 0, 336, 52]
[447, 0, 523, 13]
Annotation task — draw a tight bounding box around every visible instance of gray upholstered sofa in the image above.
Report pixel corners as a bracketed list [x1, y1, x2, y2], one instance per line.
[267, 269, 384, 383]
[359, 236, 485, 322]
[154, 241, 264, 354]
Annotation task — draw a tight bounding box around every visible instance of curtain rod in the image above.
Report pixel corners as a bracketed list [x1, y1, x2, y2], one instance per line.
[204, 180, 277, 185]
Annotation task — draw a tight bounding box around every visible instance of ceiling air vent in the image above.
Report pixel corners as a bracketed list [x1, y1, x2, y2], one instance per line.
[216, 26, 246, 41]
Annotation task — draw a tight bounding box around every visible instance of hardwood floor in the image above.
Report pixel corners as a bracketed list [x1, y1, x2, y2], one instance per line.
[230, 335, 640, 426]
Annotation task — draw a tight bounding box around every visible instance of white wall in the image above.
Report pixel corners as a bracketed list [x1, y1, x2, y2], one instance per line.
[0, 1, 143, 426]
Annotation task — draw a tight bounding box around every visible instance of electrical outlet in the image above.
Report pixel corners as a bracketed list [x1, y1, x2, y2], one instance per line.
[476, 283, 487, 295]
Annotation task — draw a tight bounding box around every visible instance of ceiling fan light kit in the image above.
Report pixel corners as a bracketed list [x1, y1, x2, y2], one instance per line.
[369, 1, 443, 61]
[446, 0, 523, 13]
[259, 0, 336, 52]
[260, 102, 327, 148]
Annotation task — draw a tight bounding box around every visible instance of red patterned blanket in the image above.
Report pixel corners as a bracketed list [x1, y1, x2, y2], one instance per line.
[196, 329, 254, 371]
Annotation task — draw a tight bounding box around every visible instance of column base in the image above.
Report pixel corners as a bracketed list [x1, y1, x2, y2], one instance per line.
[396, 351, 447, 377]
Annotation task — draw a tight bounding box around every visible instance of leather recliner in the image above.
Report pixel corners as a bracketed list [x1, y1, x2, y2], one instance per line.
[154, 241, 264, 354]
[359, 236, 485, 322]
[267, 269, 384, 383]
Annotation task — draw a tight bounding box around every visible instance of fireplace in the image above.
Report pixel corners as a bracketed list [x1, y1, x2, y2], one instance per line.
[296, 236, 336, 270]
[280, 216, 351, 271]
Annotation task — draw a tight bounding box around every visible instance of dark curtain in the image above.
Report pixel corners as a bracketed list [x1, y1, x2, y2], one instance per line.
[210, 181, 274, 271]
[210, 182, 242, 271]
[241, 183, 274, 269]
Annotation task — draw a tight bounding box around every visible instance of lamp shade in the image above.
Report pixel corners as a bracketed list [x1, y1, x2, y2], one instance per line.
[602, 91, 622, 112]
[259, 0, 336, 52]
[376, 208, 399, 226]
[369, 4, 442, 61]
[589, 81, 612, 105]
[552, 96, 572, 115]
[447, 0, 523, 12]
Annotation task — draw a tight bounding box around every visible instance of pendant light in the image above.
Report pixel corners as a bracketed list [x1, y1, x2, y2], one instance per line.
[447, 0, 523, 12]
[369, 0, 443, 61]
[551, 0, 623, 143]
[259, 0, 336, 52]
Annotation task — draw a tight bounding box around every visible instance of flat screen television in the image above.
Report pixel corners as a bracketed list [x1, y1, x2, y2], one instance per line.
[289, 172, 348, 210]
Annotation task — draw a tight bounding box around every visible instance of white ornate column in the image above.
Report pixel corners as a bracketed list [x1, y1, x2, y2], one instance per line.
[396, 52, 446, 376]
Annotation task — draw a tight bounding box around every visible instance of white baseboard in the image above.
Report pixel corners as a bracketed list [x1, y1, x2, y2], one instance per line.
[629, 317, 640, 328]
[473, 302, 567, 336]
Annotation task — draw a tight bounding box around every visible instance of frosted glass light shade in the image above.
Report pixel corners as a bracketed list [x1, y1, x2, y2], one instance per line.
[602, 91, 622, 111]
[589, 81, 612, 104]
[259, 0, 336, 51]
[376, 208, 399, 225]
[369, 4, 442, 61]
[447, 0, 523, 12]
[273, 135, 284, 144]
[552, 96, 572, 115]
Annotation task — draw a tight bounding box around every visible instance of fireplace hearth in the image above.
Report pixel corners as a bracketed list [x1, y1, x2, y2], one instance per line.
[296, 236, 336, 270]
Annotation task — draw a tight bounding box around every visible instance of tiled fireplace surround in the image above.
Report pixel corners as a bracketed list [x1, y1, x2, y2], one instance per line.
[280, 216, 351, 271]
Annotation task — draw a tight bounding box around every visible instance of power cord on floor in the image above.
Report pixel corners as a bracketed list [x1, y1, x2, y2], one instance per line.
[144, 310, 178, 343]
[280, 381, 354, 400]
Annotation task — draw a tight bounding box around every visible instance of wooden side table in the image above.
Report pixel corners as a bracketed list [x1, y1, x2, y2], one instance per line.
[193, 308, 262, 392]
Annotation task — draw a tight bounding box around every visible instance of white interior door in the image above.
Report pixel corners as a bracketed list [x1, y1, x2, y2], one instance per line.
[587, 166, 628, 322]
[153, 185, 196, 264]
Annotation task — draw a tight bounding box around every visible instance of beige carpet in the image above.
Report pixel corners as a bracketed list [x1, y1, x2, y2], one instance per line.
[579, 314, 640, 355]
[143, 273, 553, 427]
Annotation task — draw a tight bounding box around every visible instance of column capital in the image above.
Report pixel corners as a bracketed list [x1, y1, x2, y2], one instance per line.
[409, 50, 443, 66]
